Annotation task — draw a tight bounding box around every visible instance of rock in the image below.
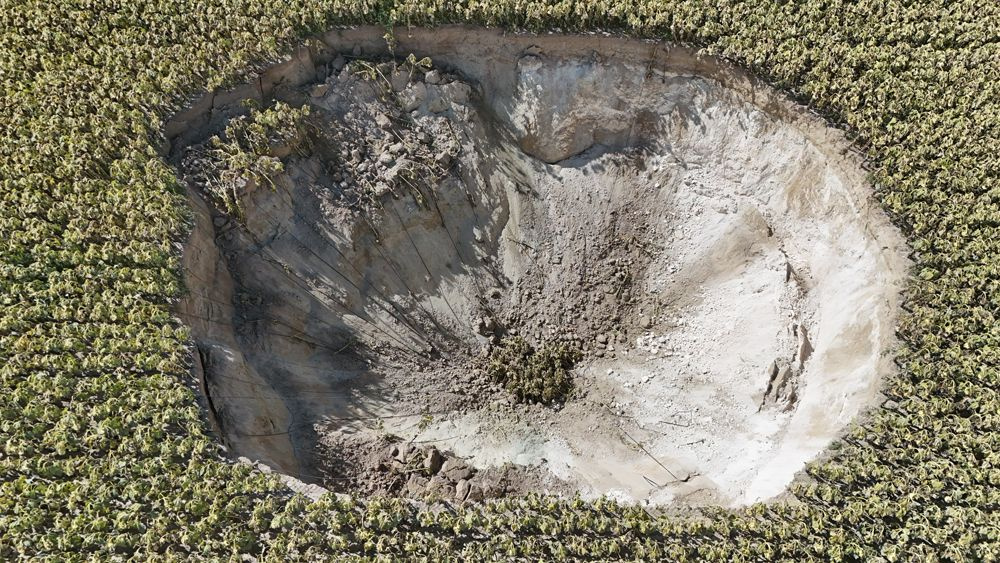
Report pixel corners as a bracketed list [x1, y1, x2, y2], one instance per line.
[389, 142, 404, 155]
[798, 328, 814, 365]
[424, 448, 443, 474]
[638, 315, 653, 329]
[427, 92, 449, 113]
[384, 159, 411, 184]
[441, 459, 474, 481]
[435, 151, 453, 168]
[441, 82, 471, 105]
[466, 484, 484, 502]
[309, 83, 329, 98]
[776, 366, 793, 389]
[377, 151, 395, 165]
[212, 216, 227, 227]
[351, 44, 362, 57]
[596, 334, 609, 344]
[475, 317, 496, 337]
[405, 474, 428, 496]
[765, 360, 778, 383]
[390, 69, 410, 92]
[394, 442, 414, 463]
[426, 475, 452, 497]
[375, 113, 392, 130]
[425, 69, 442, 84]
[331, 54, 346, 72]
[400, 81, 427, 112]
[784, 388, 799, 411]
[455, 478, 471, 500]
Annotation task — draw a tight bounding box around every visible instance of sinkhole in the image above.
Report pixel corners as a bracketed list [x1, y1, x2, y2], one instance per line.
[173, 26, 910, 507]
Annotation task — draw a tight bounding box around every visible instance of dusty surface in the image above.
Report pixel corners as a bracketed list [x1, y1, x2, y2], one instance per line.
[174, 26, 910, 507]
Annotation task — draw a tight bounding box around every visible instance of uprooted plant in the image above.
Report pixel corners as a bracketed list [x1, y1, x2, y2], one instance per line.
[202, 101, 313, 219]
[482, 336, 582, 405]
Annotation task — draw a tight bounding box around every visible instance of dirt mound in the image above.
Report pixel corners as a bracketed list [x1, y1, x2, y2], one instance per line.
[174, 27, 909, 507]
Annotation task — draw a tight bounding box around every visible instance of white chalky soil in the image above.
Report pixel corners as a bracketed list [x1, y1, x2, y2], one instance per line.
[177, 26, 910, 506]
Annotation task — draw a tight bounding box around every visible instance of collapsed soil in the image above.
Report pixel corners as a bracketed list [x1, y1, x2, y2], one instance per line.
[175, 28, 910, 507]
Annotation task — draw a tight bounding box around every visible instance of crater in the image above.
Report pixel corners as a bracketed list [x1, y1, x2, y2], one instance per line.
[173, 26, 909, 507]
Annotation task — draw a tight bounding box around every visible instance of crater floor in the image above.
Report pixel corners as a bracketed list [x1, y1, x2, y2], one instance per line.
[175, 27, 910, 507]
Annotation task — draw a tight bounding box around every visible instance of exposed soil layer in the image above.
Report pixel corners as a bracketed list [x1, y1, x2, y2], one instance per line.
[174, 26, 910, 507]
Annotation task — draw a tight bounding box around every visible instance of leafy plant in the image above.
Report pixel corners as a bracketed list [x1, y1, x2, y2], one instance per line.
[483, 336, 581, 404]
[205, 101, 311, 218]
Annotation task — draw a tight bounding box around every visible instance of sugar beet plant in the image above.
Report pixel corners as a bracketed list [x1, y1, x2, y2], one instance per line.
[2, 0, 998, 560]
[484, 336, 581, 404]
[204, 101, 312, 218]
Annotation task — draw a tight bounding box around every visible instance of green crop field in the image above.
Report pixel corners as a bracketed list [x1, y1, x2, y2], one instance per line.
[2, 1, 998, 560]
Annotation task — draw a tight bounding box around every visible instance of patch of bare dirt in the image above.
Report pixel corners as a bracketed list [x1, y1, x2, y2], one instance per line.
[174, 27, 909, 507]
